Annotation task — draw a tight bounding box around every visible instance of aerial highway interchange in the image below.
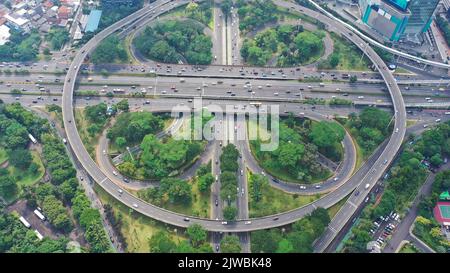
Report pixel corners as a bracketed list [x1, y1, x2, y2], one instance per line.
[1, 0, 450, 254]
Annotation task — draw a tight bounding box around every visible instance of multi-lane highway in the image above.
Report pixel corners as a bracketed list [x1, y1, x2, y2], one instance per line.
[57, 0, 408, 236]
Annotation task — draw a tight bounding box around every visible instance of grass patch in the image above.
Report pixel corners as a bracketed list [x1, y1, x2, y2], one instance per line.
[399, 243, 421, 253]
[407, 119, 418, 127]
[352, 133, 365, 173]
[319, 33, 371, 71]
[74, 108, 104, 159]
[248, 171, 322, 218]
[3, 150, 45, 203]
[158, 178, 210, 218]
[248, 119, 333, 184]
[8, 151, 45, 187]
[94, 184, 186, 253]
[394, 67, 414, 74]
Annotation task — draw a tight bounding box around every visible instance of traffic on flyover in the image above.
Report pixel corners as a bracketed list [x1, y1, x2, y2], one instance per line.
[59, 0, 408, 238]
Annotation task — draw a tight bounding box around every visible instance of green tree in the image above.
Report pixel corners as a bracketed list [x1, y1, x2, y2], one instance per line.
[0, 170, 17, 198]
[8, 148, 32, 169]
[160, 178, 192, 204]
[220, 235, 241, 253]
[115, 137, 127, 150]
[116, 99, 129, 112]
[149, 231, 177, 253]
[310, 121, 345, 148]
[186, 224, 207, 247]
[198, 173, 214, 192]
[329, 53, 340, 68]
[276, 239, 294, 253]
[223, 206, 237, 221]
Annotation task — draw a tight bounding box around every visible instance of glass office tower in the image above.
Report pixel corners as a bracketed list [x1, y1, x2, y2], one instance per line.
[359, 0, 440, 42]
[404, 0, 440, 34]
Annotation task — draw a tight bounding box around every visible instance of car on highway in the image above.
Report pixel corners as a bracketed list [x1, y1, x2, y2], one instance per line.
[118, 189, 123, 194]
[215, 199, 218, 206]
[221, 221, 227, 225]
[315, 185, 321, 189]
[184, 218, 190, 222]
[365, 183, 370, 189]
[245, 221, 252, 225]
[132, 203, 138, 208]
[113, 171, 118, 176]
[299, 185, 306, 190]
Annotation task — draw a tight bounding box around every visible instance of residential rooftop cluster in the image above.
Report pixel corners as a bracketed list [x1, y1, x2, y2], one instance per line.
[0, 0, 104, 46]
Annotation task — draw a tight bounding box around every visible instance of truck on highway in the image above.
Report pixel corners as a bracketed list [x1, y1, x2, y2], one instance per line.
[113, 88, 125, 94]
[249, 102, 262, 107]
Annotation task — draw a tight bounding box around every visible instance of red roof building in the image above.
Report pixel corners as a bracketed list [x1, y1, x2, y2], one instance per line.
[57, 6, 72, 20]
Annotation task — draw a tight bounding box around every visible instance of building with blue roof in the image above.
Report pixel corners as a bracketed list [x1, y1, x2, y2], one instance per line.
[85, 10, 102, 33]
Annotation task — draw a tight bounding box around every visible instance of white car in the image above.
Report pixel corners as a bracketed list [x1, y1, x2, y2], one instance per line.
[132, 203, 138, 208]
[299, 185, 306, 190]
[113, 171, 118, 176]
[118, 189, 123, 194]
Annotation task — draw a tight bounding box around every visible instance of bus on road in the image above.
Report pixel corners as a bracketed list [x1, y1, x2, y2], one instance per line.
[33, 209, 46, 221]
[28, 134, 37, 144]
[19, 216, 31, 228]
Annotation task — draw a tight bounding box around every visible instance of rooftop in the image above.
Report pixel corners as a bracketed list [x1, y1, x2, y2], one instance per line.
[0, 24, 11, 46]
[85, 9, 102, 32]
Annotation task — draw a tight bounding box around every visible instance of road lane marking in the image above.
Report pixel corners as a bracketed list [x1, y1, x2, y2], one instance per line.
[99, 177, 108, 185]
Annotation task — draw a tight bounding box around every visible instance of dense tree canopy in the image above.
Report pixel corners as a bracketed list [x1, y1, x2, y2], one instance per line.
[0, 29, 41, 61]
[134, 20, 212, 65]
[236, 0, 278, 33]
[241, 25, 324, 66]
[220, 235, 241, 253]
[91, 35, 127, 64]
[347, 108, 392, 156]
[252, 120, 331, 183]
[0, 211, 69, 253]
[250, 208, 330, 253]
[107, 112, 164, 144]
[46, 27, 70, 50]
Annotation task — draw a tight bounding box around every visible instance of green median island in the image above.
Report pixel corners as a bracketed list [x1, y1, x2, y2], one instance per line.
[249, 116, 343, 184]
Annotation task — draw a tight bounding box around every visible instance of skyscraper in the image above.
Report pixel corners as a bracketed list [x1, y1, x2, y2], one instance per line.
[402, 0, 440, 41]
[359, 0, 440, 42]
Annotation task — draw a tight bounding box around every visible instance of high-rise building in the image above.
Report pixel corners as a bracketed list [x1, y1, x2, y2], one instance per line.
[359, 0, 440, 42]
[403, 0, 440, 41]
